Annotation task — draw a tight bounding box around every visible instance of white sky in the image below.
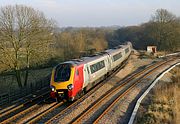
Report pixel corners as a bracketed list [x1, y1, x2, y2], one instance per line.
[0, 0, 179, 27]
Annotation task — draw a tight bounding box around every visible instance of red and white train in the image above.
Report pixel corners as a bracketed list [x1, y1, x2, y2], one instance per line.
[50, 42, 132, 101]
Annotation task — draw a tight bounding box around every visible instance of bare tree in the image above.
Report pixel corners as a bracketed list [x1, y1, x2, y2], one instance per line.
[55, 29, 108, 60]
[152, 9, 176, 23]
[151, 9, 179, 51]
[0, 5, 55, 88]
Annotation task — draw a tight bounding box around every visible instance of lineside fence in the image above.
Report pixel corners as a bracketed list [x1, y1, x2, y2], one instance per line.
[0, 75, 51, 106]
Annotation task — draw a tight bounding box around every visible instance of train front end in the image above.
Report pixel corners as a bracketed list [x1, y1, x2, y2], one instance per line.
[50, 63, 75, 101]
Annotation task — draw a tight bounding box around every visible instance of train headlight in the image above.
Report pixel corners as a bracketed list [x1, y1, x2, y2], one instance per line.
[67, 84, 74, 90]
[50, 85, 56, 92]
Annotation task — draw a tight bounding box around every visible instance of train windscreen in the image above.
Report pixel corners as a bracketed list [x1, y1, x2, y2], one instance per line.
[54, 64, 71, 82]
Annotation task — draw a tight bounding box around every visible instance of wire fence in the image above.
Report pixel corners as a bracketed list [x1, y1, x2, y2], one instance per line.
[0, 75, 51, 106]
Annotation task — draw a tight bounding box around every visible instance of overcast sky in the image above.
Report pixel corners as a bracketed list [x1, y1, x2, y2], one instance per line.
[0, 0, 179, 27]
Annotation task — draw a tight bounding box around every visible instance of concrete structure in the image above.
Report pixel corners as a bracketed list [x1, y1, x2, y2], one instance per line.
[147, 46, 157, 53]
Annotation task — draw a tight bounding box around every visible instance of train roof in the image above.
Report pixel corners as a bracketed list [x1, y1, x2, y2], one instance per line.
[105, 44, 129, 54]
[65, 52, 109, 66]
[60, 42, 131, 66]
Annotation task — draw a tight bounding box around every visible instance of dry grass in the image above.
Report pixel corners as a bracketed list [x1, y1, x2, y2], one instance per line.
[135, 66, 180, 124]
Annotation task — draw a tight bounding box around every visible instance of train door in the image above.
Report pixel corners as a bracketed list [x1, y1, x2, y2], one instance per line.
[107, 55, 111, 71]
[83, 64, 90, 88]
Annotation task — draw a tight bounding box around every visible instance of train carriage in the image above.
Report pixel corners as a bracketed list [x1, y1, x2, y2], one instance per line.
[50, 42, 132, 101]
[84, 54, 109, 88]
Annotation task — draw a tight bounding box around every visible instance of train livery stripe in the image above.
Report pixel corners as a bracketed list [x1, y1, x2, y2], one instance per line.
[71, 65, 84, 97]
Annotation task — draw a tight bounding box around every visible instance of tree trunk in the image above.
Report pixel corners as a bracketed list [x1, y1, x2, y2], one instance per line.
[15, 69, 22, 88]
[24, 69, 29, 87]
[24, 49, 30, 87]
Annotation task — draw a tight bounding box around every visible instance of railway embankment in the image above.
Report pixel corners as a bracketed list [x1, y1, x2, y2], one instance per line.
[45, 51, 161, 124]
[134, 65, 180, 124]
[1, 51, 178, 124]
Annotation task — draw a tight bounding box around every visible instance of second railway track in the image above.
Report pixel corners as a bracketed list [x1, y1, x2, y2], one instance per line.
[1, 56, 178, 124]
[45, 57, 176, 124]
[23, 57, 130, 124]
[0, 91, 50, 123]
[71, 58, 177, 124]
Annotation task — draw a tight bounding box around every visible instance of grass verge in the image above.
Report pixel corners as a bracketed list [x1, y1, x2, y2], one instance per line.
[135, 66, 180, 124]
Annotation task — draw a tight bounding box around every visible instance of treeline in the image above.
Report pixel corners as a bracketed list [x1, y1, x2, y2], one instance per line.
[0, 5, 179, 88]
[0, 5, 108, 88]
[53, 28, 108, 61]
[109, 9, 180, 52]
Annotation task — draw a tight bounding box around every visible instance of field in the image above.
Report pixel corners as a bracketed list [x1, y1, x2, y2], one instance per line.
[0, 67, 52, 94]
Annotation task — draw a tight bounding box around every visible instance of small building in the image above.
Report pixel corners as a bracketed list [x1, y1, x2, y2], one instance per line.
[147, 46, 157, 53]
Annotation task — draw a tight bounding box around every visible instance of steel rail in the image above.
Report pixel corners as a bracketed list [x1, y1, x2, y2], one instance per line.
[26, 101, 64, 124]
[93, 59, 176, 123]
[1, 97, 51, 124]
[0, 91, 50, 122]
[128, 62, 180, 124]
[72, 58, 174, 124]
[44, 58, 131, 124]
[46, 59, 167, 124]
[0, 87, 49, 115]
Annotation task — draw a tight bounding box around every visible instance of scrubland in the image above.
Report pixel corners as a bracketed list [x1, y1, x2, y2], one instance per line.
[135, 66, 180, 124]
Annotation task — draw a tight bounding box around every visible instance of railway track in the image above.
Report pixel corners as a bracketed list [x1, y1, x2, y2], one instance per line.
[0, 91, 50, 123]
[1, 56, 177, 124]
[0, 53, 137, 124]
[71, 58, 177, 123]
[22, 58, 130, 124]
[0, 61, 127, 124]
[24, 101, 64, 123]
[0, 87, 49, 115]
[45, 58, 170, 124]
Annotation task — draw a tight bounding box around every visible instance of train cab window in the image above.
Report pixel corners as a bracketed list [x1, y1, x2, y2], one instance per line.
[54, 64, 71, 82]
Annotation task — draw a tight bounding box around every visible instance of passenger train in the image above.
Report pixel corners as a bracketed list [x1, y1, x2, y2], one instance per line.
[50, 42, 132, 101]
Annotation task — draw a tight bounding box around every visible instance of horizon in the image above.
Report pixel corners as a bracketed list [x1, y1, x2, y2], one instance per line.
[0, 0, 180, 27]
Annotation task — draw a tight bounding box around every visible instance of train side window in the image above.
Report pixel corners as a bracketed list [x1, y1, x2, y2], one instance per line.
[96, 62, 100, 70]
[113, 52, 122, 62]
[90, 65, 95, 74]
[94, 64, 98, 72]
[101, 61, 105, 68]
[125, 48, 129, 54]
[100, 61, 105, 68]
[90, 60, 105, 74]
